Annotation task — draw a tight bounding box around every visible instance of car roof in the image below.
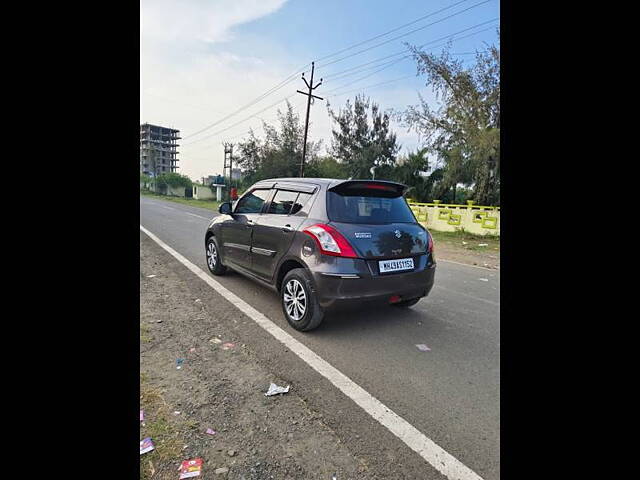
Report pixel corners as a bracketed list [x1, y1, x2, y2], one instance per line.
[258, 177, 337, 185]
[255, 178, 405, 188]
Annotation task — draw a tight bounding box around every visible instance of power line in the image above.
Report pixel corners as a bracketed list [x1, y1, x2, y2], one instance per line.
[323, 22, 497, 95]
[325, 56, 410, 82]
[314, 0, 472, 63]
[177, 7, 495, 143]
[326, 75, 418, 99]
[185, 95, 308, 151]
[174, 2, 494, 143]
[181, 63, 309, 141]
[182, 23, 497, 149]
[315, 0, 493, 68]
[324, 57, 408, 94]
[182, 93, 297, 148]
[327, 50, 481, 99]
[177, 9, 497, 146]
[321, 19, 498, 80]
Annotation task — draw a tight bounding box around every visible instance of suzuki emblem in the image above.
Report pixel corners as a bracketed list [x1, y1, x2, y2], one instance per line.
[394, 229, 401, 238]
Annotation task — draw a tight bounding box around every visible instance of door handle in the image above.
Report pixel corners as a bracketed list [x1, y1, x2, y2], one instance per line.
[282, 224, 294, 232]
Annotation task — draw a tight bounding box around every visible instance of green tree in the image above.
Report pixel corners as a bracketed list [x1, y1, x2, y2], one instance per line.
[140, 173, 152, 188]
[374, 148, 441, 203]
[304, 155, 349, 179]
[401, 33, 500, 205]
[155, 172, 192, 189]
[328, 95, 399, 179]
[236, 101, 322, 185]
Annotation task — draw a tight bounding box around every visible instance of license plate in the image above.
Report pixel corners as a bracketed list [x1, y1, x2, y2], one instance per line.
[379, 257, 414, 273]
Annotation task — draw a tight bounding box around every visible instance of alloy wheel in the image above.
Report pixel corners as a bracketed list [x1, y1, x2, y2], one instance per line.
[283, 279, 307, 321]
[206, 241, 218, 270]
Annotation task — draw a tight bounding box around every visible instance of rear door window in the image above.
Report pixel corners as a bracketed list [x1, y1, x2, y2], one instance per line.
[234, 189, 270, 214]
[327, 191, 416, 224]
[268, 190, 299, 215]
[266, 190, 314, 215]
[291, 192, 313, 215]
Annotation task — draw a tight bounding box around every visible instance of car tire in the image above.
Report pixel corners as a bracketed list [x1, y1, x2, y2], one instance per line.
[392, 298, 421, 308]
[206, 236, 227, 276]
[281, 268, 324, 332]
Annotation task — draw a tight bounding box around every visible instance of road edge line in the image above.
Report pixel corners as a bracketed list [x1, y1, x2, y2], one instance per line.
[438, 258, 499, 271]
[140, 225, 485, 480]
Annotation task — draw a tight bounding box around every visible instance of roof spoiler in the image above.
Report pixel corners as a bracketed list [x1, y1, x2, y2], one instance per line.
[328, 180, 408, 197]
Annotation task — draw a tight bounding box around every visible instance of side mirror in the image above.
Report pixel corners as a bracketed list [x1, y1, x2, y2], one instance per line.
[218, 202, 232, 215]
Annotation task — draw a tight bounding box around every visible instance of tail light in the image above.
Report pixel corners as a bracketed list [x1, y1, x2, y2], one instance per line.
[303, 223, 358, 258]
[427, 232, 434, 253]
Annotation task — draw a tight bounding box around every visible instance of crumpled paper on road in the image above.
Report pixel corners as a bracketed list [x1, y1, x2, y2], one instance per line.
[265, 383, 290, 396]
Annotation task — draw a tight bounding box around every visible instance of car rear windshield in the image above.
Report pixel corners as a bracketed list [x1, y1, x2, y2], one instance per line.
[327, 191, 416, 224]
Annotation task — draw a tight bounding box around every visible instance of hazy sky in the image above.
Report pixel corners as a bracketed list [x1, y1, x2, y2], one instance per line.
[140, 0, 499, 181]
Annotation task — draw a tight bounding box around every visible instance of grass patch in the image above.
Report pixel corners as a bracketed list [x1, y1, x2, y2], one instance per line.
[430, 228, 500, 252]
[140, 380, 184, 480]
[141, 190, 220, 212]
[140, 323, 152, 343]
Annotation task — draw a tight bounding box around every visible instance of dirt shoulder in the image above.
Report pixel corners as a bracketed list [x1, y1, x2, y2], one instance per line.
[140, 238, 377, 479]
[430, 231, 500, 270]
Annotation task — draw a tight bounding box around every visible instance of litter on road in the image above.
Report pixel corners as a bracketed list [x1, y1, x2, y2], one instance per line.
[189, 347, 196, 353]
[140, 437, 155, 455]
[478, 243, 488, 247]
[140, 410, 144, 421]
[479, 278, 489, 282]
[265, 383, 290, 396]
[173, 411, 181, 415]
[209, 337, 222, 345]
[179, 458, 203, 479]
[176, 358, 185, 369]
[415, 344, 431, 352]
[146, 274, 157, 278]
[205, 428, 216, 435]
[221, 342, 236, 350]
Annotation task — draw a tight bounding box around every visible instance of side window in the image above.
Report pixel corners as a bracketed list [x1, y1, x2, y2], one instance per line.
[234, 189, 270, 214]
[268, 190, 299, 215]
[290, 192, 313, 215]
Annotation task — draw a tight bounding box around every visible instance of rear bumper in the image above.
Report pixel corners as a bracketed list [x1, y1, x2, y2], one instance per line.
[311, 256, 436, 310]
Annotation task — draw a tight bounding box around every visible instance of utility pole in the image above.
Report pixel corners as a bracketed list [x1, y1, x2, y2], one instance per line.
[297, 61, 323, 177]
[223, 143, 233, 201]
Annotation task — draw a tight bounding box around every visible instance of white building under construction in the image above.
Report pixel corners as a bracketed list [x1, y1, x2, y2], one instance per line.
[140, 123, 180, 178]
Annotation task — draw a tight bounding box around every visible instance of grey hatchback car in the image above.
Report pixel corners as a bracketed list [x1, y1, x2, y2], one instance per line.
[204, 178, 436, 331]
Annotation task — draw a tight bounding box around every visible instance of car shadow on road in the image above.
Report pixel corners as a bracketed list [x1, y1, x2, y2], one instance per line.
[313, 302, 436, 336]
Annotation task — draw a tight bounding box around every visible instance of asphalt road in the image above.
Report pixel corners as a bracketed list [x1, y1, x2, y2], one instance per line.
[140, 195, 500, 479]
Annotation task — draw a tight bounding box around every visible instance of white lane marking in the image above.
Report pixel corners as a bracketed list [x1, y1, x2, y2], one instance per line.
[160, 205, 177, 211]
[140, 225, 484, 480]
[438, 259, 498, 272]
[184, 212, 210, 220]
